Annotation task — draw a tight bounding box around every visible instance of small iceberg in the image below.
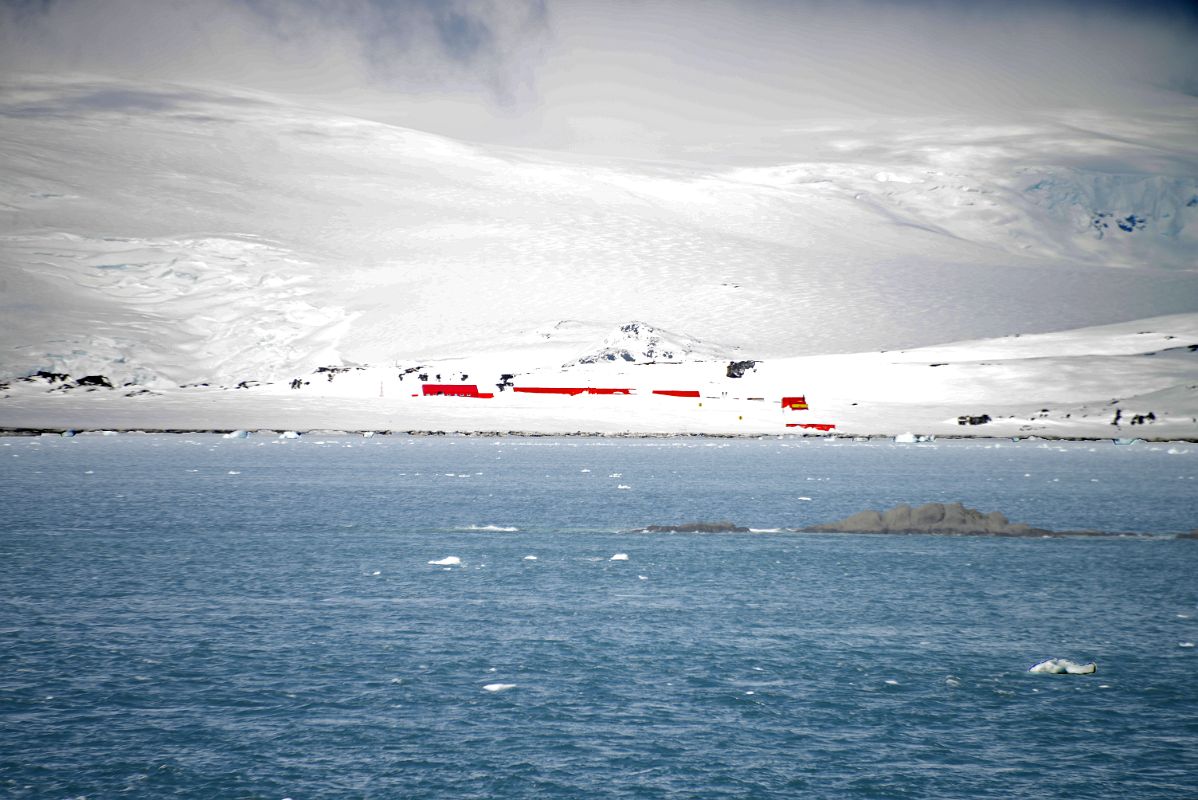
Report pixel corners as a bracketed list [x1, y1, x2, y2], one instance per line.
[483, 683, 517, 693]
[523, 555, 538, 561]
[1028, 658, 1096, 675]
[222, 430, 249, 439]
[279, 430, 301, 439]
[428, 556, 461, 566]
[894, 432, 918, 444]
[610, 553, 629, 561]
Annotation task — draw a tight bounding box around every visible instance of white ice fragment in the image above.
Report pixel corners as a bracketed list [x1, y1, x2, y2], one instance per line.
[894, 432, 917, 444]
[222, 430, 249, 439]
[608, 473, 622, 478]
[797, 496, 813, 501]
[580, 468, 591, 473]
[370, 570, 381, 576]
[523, 555, 538, 561]
[616, 484, 631, 490]
[428, 556, 461, 566]
[227, 470, 240, 475]
[638, 575, 648, 580]
[885, 680, 899, 685]
[1179, 642, 1195, 648]
[610, 553, 629, 561]
[279, 431, 301, 439]
[483, 683, 517, 692]
[1028, 658, 1096, 675]
[84, 470, 94, 474]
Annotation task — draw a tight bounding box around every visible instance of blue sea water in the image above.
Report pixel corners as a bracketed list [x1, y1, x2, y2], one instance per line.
[1, 433, 1196, 799]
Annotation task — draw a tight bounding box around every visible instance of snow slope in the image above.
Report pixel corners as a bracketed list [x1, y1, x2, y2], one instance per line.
[1, 74, 1197, 434]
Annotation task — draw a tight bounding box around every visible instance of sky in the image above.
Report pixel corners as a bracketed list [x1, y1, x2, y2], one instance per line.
[2, 0, 1198, 156]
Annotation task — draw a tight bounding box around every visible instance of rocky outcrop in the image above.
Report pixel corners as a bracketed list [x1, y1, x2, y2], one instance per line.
[802, 502, 1052, 536]
[726, 360, 757, 378]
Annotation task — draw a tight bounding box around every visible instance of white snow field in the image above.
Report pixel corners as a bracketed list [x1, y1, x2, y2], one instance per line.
[2, 74, 1197, 437]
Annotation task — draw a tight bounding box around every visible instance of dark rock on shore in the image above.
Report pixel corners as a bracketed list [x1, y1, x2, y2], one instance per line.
[639, 521, 750, 533]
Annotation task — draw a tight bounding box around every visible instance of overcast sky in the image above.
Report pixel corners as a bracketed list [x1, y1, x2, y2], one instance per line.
[3, 0, 1197, 155]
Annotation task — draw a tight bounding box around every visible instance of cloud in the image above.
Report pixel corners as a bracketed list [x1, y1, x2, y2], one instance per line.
[1, 0, 1195, 154]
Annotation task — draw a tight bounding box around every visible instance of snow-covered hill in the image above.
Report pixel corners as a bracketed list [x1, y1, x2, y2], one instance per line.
[1, 74, 1197, 434]
[2, 313, 1195, 440]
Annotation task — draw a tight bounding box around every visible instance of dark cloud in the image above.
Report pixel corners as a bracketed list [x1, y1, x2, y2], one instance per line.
[1, 0, 1195, 154]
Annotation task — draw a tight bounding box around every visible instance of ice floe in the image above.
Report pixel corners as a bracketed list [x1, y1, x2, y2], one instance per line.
[428, 556, 461, 566]
[222, 430, 249, 439]
[610, 553, 629, 561]
[483, 683, 517, 692]
[1028, 658, 1097, 674]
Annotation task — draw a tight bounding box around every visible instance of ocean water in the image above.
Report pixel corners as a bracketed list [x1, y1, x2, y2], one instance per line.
[1, 433, 1196, 799]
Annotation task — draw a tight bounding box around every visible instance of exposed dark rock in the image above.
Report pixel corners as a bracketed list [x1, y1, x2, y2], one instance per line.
[802, 502, 1055, 537]
[24, 370, 70, 384]
[1176, 530, 1198, 540]
[803, 504, 1153, 538]
[639, 521, 750, 533]
[957, 414, 992, 426]
[726, 360, 757, 378]
[76, 375, 113, 388]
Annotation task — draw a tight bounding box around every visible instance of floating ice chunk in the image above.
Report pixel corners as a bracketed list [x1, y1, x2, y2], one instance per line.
[223, 430, 249, 439]
[483, 683, 516, 692]
[523, 555, 538, 561]
[227, 470, 241, 475]
[638, 575, 648, 580]
[61, 429, 76, 438]
[609, 473, 622, 478]
[279, 431, 301, 439]
[1028, 658, 1096, 675]
[363, 431, 376, 438]
[616, 484, 631, 490]
[610, 553, 629, 561]
[749, 528, 781, 533]
[894, 432, 918, 444]
[797, 496, 813, 501]
[462, 525, 519, 532]
[428, 556, 461, 566]
[580, 468, 591, 473]
[84, 470, 94, 474]
[1180, 642, 1196, 648]
[884, 680, 899, 685]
